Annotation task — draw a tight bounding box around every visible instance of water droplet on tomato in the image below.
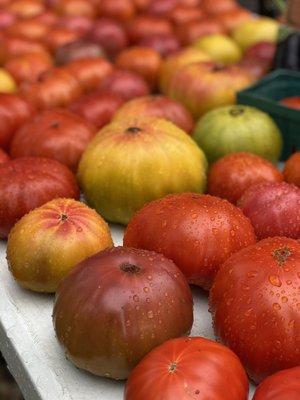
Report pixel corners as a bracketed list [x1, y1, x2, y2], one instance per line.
[269, 275, 282, 287]
[147, 311, 154, 319]
[273, 303, 281, 311]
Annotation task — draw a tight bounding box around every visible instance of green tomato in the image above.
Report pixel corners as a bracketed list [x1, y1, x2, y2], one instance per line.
[78, 117, 208, 225]
[193, 105, 283, 163]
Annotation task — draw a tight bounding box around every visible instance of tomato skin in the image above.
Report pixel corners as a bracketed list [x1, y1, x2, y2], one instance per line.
[0, 157, 79, 238]
[253, 367, 300, 400]
[53, 247, 193, 379]
[124, 193, 256, 290]
[280, 96, 300, 110]
[10, 109, 96, 172]
[0, 93, 35, 150]
[210, 237, 300, 384]
[0, 148, 9, 164]
[208, 152, 283, 204]
[125, 337, 249, 400]
[283, 152, 300, 187]
[238, 182, 300, 239]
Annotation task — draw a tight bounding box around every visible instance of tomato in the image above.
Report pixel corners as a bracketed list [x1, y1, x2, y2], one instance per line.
[98, 70, 150, 101]
[115, 46, 162, 89]
[45, 27, 80, 52]
[216, 8, 254, 31]
[55, 0, 97, 18]
[113, 95, 194, 134]
[176, 19, 226, 46]
[0, 148, 9, 164]
[6, 19, 50, 41]
[7, 198, 113, 292]
[253, 367, 300, 400]
[0, 36, 47, 64]
[99, 0, 136, 22]
[210, 237, 300, 383]
[202, 0, 238, 15]
[21, 68, 82, 109]
[170, 6, 205, 26]
[208, 152, 283, 204]
[6, 0, 44, 18]
[138, 34, 180, 57]
[54, 39, 105, 66]
[10, 109, 96, 171]
[0, 93, 35, 150]
[280, 96, 300, 110]
[0, 157, 79, 238]
[65, 57, 113, 92]
[124, 193, 256, 289]
[239, 182, 300, 239]
[53, 246, 193, 379]
[192, 105, 283, 163]
[283, 152, 300, 187]
[127, 14, 173, 43]
[125, 337, 249, 400]
[69, 92, 124, 129]
[4, 51, 53, 84]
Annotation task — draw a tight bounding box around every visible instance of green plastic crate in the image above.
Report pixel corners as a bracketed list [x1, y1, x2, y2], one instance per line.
[237, 69, 300, 160]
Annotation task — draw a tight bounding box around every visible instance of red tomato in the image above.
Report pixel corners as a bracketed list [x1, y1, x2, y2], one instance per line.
[45, 27, 80, 52]
[125, 337, 249, 400]
[210, 237, 300, 384]
[10, 109, 96, 171]
[65, 57, 113, 92]
[99, 0, 136, 22]
[0, 36, 47, 64]
[280, 96, 300, 110]
[6, 0, 45, 18]
[53, 247, 193, 379]
[253, 366, 300, 400]
[124, 193, 256, 289]
[208, 152, 283, 204]
[202, 0, 237, 15]
[56, 0, 97, 18]
[176, 19, 226, 46]
[4, 51, 53, 84]
[115, 46, 162, 89]
[0, 148, 9, 164]
[0, 93, 35, 150]
[98, 70, 150, 101]
[21, 68, 82, 110]
[283, 152, 300, 187]
[114, 95, 194, 134]
[6, 19, 50, 41]
[239, 182, 300, 239]
[127, 14, 173, 43]
[69, 92, 124, 129]
[0, 157, 79, 238]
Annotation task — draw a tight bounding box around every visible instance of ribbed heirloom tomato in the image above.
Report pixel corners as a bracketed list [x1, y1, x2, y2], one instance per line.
[253, 367, 300, 400]
[125, 337, 249, 400]
[210, 237, 300, 383]
[124, 193, 256, 289]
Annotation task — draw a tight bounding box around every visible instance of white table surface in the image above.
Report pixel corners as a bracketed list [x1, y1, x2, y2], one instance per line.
[0, 224, 256, 400]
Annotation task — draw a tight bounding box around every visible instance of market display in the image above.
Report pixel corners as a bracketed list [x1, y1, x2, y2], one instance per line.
[0, 0, 299, 399]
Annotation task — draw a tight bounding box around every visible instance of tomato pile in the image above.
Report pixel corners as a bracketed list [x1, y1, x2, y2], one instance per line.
[0, 0, 299, 399]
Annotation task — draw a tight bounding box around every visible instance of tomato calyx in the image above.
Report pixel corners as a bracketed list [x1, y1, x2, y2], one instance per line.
[60, 213, 68, 221]
[120, 263, 141, 274]
[125, 126, 142, 134]
[229, 107, 244, 117]
[272, 247, 292, 267]
[168, 362, 177, 374]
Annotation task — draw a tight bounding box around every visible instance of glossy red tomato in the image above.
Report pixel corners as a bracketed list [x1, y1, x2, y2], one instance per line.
[127, 14, 173, 43]
[45, 27, 80, 52]
[0, 93, 35, 150]
[138, 33, 180, 57]
[176, 19, 226, 45]
[98, 70, 150, 101]
[208, 152, 283, 204]
[114, 95, 194, 134]
[170, 6, 204, 25]
[6, 0, 45, 18]
[6, 19, 50, 41]
[210, 236, 300, 383]
[69, 92, 124, 129]
[125, 337, 249, 400]
[0, 36, 47, 64]
[253, 367, 300, 400]
[283, 152, 300, 187]
[56, 15, 93, 35]
[124, 193, 256, 289]
[21, 68, 82, 109]
[53, 246, 193, 379]
[115, 46, 162, 88]
[280, 96, 300, 110]
[56, 0, 97, 18]
[202, 0, 237, 15]
[4, 51, 53, 84]
[0, 148, 9, 164]
[99, 0, 136, 22]
[0, 157, 79, 238]
[10, 109, 96, 171]
[239, 182, 300, 239]
[65, 57, 113, 92]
